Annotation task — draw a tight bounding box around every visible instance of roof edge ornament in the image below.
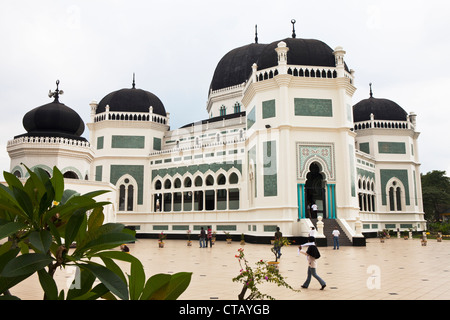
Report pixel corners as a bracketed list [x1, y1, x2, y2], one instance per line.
[369, 82, 373, 98]
[48, 80, 64, 102]
[132, 73, 136, 89]
[255, 24, 258, 44]
[291, 19, 296, 38]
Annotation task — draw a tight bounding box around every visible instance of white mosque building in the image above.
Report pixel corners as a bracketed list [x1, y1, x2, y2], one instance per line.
[6, 24, 425, 246]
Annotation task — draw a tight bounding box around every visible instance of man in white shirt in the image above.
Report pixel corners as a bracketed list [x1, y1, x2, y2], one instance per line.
[332, 227, 340, 250]
[311, 203, 318, 218]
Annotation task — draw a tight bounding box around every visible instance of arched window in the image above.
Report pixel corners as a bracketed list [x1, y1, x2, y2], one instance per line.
[194, 176, 203, 187]
[234, 102, 241, 113]
[206, 175, 214, 186]
[63, 171, 79, 179]
[387, 180, 404, 212]
[229, 172, 239, 184]
[217, 174, 226, 185]
[184, 177, 192, 188]
[219, 105, 226, 116]
[118, 177, 136, 212]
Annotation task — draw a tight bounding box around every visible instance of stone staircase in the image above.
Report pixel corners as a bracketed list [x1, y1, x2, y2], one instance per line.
[310, 219, 353, 246]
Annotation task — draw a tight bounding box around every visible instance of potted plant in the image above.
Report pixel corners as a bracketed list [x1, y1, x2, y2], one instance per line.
[187, 230, 192, 246]
[378, 230, 386, 243]
[240, 233, 246, 245]
[224, 231, 232, 244]
[233, 248, 299, 300]
[421, 232, 427, 246]
[212, 231, 217, 244]
[437, 232, 443, 242]
[158, 232, 166, 248]
[403, 230, 409, 240]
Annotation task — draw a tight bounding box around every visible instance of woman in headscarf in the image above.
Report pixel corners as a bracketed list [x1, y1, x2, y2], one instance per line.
[299, 242, 326, 290]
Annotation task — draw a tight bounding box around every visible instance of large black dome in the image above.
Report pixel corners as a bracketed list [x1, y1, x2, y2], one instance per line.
[256, 38, 347, 72]
[97, 86, 166, 116]
[209, 43, 267, 92]
[353, 96, 407, 122]
[17, 82, 86, 141]
[209, 37, 349, 92]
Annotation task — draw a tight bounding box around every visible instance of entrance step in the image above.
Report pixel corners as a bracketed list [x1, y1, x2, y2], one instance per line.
[310, 219, 353, 247]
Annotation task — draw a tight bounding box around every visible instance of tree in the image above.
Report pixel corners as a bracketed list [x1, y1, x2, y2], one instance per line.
[0, 165, 191, 300]
[421, 170, 450, 221]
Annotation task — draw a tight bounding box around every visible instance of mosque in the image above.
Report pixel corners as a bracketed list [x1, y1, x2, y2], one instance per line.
[6, 22, 425, 246]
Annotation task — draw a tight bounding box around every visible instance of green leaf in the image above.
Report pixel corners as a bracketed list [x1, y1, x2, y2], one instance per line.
[66, 267, 96, 300]
[64, 210, 86, 248]
[78, 262, 128, 300]
[95, 251, 145, 300]
[87, 207, 104, 233]
[29, 230, 52, 254]
[78, 233, 136, 257]
[141, 272, 192, 300]
[11, 187, 34, 219]
[82, 190, 111, 199]
[1, 253, 53, 277]
[0, 221, 26, 240]
[3, 171, 25, 193]
[37, 269, 58, 300]
[50, 166, 64, 202]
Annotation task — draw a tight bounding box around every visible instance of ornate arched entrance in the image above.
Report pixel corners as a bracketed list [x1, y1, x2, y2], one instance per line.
[297, 161, 336, 220]
[305, 162, 325, 218]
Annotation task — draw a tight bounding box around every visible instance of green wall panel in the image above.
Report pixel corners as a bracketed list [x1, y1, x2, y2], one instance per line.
[110, 165, 144, 204]
[153, 137, 161, 151]
[262, 99, 276, 119]
[380, 169, 410, 206]
[360, 142, 370, 154]
[97, 136, 104, 150]
[378, 142, 406, 154]
[112, 135, 145, 149]
[247, 107, 256, 129]
[263, 140, 277, 197]
[294, 98, 333, 117]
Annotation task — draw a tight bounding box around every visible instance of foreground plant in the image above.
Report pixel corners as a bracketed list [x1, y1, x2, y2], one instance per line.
[0, 165, 191, 300]
[232, 248, 298, 300]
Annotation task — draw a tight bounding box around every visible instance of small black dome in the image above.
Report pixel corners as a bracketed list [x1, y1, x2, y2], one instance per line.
[97, 87, 166, 116]
[209, 43, 267, 92]
[18, 94, 85, 141]
[353, 96, 408, 122]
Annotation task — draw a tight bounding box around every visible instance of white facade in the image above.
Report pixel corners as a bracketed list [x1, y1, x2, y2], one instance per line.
[6, 36, 425, 244]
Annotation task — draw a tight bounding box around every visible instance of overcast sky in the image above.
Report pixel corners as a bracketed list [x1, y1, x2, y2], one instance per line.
[0, 0, 449, 176]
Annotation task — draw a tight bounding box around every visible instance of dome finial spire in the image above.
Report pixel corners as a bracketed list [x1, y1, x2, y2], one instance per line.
[291, 19, 296, 38]
[132, 73, 136, 89]
[48, 79, 64, 102]
[255, 24, 258, 44]
[369, 82, 373, 98]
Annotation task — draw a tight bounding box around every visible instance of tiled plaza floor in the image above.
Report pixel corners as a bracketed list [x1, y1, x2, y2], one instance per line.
[10, 237, 450, 300]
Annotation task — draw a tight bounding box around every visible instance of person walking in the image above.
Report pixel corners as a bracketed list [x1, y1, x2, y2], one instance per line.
[206, 226, 213, 247]
[299, 244, 326, 290]
[274, 227, 283, 259]
[199, 227, 206, 248]
[332, 226, 340, 250]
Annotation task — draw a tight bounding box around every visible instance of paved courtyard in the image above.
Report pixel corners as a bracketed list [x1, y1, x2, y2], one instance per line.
[10, 236, 450, 300]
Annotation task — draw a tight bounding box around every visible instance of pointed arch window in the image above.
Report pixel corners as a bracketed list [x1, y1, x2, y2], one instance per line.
[219, 105, 227, 116]
[118, 177, 136, 212]
[387, 180, 404, 212]
[234, 102, 241, 113]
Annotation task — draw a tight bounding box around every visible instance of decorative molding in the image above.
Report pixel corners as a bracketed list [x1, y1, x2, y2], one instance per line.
[296, 142, 335, 182]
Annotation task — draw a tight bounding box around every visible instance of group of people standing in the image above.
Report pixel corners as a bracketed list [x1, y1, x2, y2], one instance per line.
[198, 226, 213, 248]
